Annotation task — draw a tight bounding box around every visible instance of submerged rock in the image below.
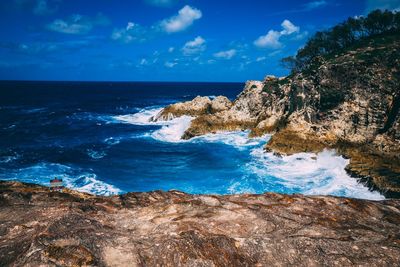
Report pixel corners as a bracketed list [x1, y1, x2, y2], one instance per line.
[1, 181, 400, 266]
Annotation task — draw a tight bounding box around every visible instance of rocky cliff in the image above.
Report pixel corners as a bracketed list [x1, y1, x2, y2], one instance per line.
[153, 34, 400, 198]
[1, 181, 400, 266]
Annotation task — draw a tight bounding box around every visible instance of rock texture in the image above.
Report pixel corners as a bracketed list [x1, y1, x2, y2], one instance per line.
[182, 81, 265, 139]
[1, 181, 400, 266]
[262, 37, 400, 197]
[154, 35, 400, 197]
[151, 96, 232, 122]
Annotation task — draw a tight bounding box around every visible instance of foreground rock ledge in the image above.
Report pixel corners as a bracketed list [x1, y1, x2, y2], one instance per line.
[1, 182, 400, 266]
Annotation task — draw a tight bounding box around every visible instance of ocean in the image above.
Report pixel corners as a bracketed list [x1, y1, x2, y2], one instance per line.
[0, 81, 383, 200]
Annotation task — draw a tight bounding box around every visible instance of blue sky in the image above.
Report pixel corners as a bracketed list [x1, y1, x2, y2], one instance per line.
[0, 0, 399, 81]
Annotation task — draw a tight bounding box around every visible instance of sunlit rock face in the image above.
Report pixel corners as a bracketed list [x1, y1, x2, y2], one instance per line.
[150, 96, 232, 122]
[1, 181, 400, 266]
[180, 81, 266, 139]
[153, 37, 400, 196]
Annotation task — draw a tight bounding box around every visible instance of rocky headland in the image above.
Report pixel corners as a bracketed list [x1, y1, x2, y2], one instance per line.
[151, 33, 400, 198]
[1, 181, 400, 266]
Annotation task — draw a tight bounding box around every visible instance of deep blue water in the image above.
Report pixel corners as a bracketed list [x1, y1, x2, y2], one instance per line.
[0, 81, 383, 199]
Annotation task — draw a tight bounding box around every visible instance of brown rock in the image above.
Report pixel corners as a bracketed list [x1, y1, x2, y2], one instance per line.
[151, 96, 212, 121]
[210, 96, 232, 113]
[1, 181, 400, 266]
[151, 96, 233, 122]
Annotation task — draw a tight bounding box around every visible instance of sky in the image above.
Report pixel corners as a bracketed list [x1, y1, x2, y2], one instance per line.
[0, 0, 399, 82]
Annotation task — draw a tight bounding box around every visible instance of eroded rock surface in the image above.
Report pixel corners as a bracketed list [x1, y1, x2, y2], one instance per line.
[1, 181, 400, 266]
[151, 96, 232, 122]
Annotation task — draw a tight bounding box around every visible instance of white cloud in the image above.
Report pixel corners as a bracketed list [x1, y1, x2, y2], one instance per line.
[168, 47, 175, 52]
[165, 61, 177, 68]
[254, 30, 282, 49]
[254, 19, 300, 49]
[160, 5, 202, 33]
[140, 58, 149, 66]
[126, 22, 135, 30]
[256, 56, 266, 62]
[304, 0, 327, 10]
[214, 49, 236, 59]
[111, 22, 147, 43]
[366, 0, 400, 12]
[280, 19, 300, 35]
[182, 36, 206, 55]
[47, 13, 109, 34]
[111, 5, 202, 44]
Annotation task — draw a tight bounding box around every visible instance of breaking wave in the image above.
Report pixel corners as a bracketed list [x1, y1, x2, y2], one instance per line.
[193, 131, 266, 150]
[113, 107, 163, 125]
[111, 106, 384, 200]
[246, 148, 384, 200]
[0, 163, 121, 196]
[113, 107, 194, 142]
[87, 149, 107, 159]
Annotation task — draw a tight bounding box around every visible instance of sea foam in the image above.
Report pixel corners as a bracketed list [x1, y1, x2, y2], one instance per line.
[0, 163, 121, 196]
[247, 148, 384, 200]
[193, 131, 266, 150]
[114, 107, 163, 125]
[112, 106, 384, 200]
[151, 116, 193, 142]
[87, 149, 107, 159]
[113, 107, 194, 142]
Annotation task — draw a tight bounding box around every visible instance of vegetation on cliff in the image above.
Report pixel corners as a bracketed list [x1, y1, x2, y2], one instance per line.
[264, 11, 400, 197]
[282, 9, 400, 73]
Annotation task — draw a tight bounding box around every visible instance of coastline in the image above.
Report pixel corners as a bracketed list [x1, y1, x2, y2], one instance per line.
[150, 34, 400, 198]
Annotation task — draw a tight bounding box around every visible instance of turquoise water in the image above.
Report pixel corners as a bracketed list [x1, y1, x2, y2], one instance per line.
[0, 81, 383, 200]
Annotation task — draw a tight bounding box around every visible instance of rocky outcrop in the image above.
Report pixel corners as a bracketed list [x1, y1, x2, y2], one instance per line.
[151, 96, 232, 121]
[182, 81, 264, 139]
[210, 95, 233, 112]
[261, 38, 400, 197]
[1, 181, 400, 266]
[154, 35, 400, 196]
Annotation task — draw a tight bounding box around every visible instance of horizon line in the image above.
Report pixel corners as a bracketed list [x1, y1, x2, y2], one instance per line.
[0, 79, 246, 84]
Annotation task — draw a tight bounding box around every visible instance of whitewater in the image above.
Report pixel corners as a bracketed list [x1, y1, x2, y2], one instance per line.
[0, 81, 384, 200]
[113, 106, 384, 200]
